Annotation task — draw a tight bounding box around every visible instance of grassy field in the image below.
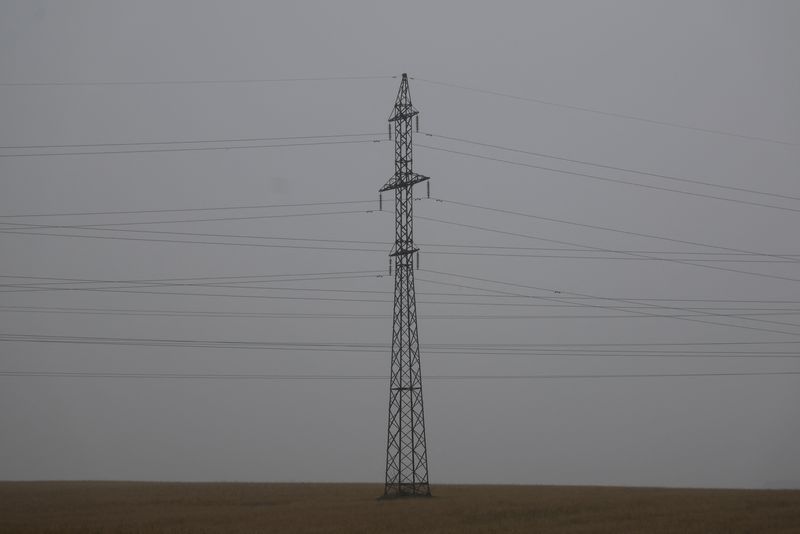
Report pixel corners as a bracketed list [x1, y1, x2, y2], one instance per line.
[1, 482, 799, 533]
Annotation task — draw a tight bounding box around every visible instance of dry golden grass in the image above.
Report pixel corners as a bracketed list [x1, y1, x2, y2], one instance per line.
[1, 481, 798, 533]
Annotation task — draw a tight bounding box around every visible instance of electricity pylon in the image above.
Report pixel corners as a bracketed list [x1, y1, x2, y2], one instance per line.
[379, 73, 431, 498]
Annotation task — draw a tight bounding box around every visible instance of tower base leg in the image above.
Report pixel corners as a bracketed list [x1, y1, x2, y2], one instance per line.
[381, 483, 432, 499]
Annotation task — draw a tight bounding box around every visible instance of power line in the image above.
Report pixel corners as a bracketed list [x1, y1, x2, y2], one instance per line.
[7, 226, 798, 263]
[0, 280, 398, 294]
[433, 197, 799, 262]
[7, 224, 798, 264]
[7, 332, 798, 348]
[425, 246, 800, 256]
[2, 221, 799, 263]
[0, 271, 386, 287]
[5, 332, 799, 356]
[0, 75, 396, 87]
[413, 77, 798, 147]
[0, 285, 571, 305]
[427, 251, 798, 264]
[0, 138, 386, 158]
[0, 208, 388, 228]
[420, 269, 800, 337]
[0, 199, 375, 218]
[1, 193, 795, 263]
[414, 277, 800, 313]
[420, 270, 800, 333]
[0, 269, 383, 284]
[0, 132, 384, 150]
[7, 285, 800, 308]
[416, 275, 800, 331]
[1, 370, 797, 380]
[6, 220, 799, 264]
[5, 298, 800, 313]
[0, 209, 388, 250]
[0, 229, 386, 253]
[0, 230, 386, 254]
[8, 268, 797, 332]
[2, 306, 798, 322]
[5, 206, 798, 270]
[0, 281, 532, 300]
[0, 280, 403, 299]
[2, 331, 800, 356]
[6, 274, 800, 326]
[418, 213, 800, 284]
[2, 71, 796, 147]
[3, 202, 797, 260]
[419, 145, 800, 214]
[423, 132, 800, 202]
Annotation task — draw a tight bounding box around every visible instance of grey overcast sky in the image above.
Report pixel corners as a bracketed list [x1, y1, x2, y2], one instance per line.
[1, 1, 799, 489]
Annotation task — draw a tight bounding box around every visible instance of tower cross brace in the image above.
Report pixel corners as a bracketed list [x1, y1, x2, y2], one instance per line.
[379, 73, 431, 498]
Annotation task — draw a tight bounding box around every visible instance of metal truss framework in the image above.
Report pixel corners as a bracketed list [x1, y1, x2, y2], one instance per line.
[379, 73, 431, 498]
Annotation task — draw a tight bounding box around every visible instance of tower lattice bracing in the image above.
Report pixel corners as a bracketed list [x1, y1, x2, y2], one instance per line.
[379, 73, 431, 498]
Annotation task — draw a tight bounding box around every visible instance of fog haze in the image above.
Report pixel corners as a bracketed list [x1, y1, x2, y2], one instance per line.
[1, 1, 798, 489]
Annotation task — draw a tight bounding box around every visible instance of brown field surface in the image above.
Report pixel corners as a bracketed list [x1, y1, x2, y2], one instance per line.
[1, 481, 799, 533]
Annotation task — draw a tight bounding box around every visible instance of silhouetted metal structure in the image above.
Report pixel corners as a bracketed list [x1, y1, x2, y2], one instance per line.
[379, 73, 431, 498]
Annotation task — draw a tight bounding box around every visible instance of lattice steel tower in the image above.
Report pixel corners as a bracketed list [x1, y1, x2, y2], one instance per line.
[379, 73, 431, 498]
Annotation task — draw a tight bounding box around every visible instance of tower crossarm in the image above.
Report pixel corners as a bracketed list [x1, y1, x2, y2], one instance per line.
[388, 109, 419, 122]
[379, 172, 430, 193]
[389, 246, 420, 257]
